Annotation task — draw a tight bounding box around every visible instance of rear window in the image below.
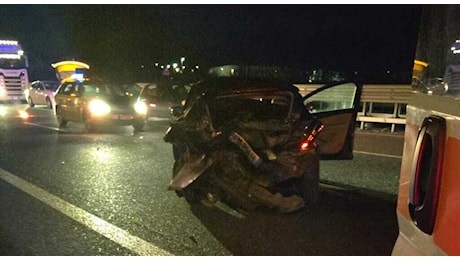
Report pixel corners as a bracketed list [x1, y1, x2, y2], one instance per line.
[208, 92, 292, 127]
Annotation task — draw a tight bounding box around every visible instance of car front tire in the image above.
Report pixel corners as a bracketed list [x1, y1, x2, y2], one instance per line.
[83, 111, 96, 132]
[46, 97, 52, 109]
[132, 119, 145, 132]
[55, 106, 67, 127]
[28, 97, 35, 108]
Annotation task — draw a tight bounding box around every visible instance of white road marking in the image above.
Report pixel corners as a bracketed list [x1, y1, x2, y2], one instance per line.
[354, 150, 402, 159]
[23, 122, 65, 132]
[0, 168, 173, 256]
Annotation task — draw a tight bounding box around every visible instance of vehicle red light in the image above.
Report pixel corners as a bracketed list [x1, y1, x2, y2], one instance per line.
[300, 141, 310, 151]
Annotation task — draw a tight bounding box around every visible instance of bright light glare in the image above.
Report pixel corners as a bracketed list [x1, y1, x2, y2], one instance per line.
[89, 100, 111, 116]
[134, 101, 148, 115]
[95, 149, 112, 164]
[0, 107, 6, 117]
[18, 110, 29, 119]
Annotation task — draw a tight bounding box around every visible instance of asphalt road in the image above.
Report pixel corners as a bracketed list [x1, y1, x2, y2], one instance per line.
[0, 104, 403, 256]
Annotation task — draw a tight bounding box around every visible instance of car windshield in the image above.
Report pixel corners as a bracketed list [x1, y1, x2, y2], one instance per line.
[81, 83, 133, 98]
[0, 56, 27, 69]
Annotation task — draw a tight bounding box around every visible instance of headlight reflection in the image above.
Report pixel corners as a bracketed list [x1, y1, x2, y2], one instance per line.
[94, 147, 112, 164]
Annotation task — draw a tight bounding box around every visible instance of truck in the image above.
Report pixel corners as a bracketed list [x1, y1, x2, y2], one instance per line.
[392, 5, 460, 255]
[0, 40, 29, 102]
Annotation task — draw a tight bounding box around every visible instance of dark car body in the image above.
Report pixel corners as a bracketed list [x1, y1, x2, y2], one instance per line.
[136, 81, 189, 119]
[170, 77, 362, 159]
[164, 76, 362, 211]
[54, 79, 147, 131]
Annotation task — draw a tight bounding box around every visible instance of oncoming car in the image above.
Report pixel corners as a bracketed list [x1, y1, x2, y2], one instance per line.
[54, 79, 147, 132]
[136, 81, 189, 119]
[164, 76, 362, 213]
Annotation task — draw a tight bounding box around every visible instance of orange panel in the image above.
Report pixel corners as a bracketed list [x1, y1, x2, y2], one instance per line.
[433, 137, 460, 255]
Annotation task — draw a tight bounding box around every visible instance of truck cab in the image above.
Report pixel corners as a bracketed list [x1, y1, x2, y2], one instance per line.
[0, 40, 29, 101]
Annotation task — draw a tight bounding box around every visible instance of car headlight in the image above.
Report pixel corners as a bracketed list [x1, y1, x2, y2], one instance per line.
[88, 99, 111, 116]
[134, 101, 148, 115]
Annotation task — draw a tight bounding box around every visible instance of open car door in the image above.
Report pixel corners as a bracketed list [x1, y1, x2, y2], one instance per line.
[303, 81, 362, 159]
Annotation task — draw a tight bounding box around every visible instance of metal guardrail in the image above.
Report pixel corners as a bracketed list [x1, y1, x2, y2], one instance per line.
[294, 84, 414, 132]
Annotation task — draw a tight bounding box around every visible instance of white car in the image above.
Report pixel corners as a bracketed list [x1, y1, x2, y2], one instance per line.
[24, 80, 60, 109]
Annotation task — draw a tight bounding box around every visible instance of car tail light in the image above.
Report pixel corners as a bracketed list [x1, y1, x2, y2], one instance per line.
[300, 141, 310, 151]
[300, 120, 324, 152]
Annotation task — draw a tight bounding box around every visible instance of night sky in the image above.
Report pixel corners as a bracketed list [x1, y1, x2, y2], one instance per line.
[0, 4, 422, 83]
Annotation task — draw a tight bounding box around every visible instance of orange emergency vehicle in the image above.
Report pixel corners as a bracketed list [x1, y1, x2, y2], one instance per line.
[392, 92, 460, 255]
[392, 5, 460, 255]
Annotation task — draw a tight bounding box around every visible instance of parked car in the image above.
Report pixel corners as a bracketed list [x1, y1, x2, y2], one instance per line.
[54, 79, 147, 132]
[24, 80, 60, 109]
[164, 76, 362, 212]
[136, 80, 190, 119]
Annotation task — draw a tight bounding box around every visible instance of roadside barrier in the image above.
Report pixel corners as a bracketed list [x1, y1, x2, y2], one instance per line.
[295, 84, 414, 133]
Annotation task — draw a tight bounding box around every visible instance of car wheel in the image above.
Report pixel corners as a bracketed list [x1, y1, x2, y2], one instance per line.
[83, 112, 96, 132]
[299, 156, 320, 205]
[55, 106, 67, 127]
[46, 97, 52, 109]
[182, 187, 204, 204]
[132, 119, 145, 132]
[28, 97, 35, 107]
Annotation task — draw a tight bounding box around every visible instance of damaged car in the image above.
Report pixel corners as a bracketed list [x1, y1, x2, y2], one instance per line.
[164, 77, 362, 213]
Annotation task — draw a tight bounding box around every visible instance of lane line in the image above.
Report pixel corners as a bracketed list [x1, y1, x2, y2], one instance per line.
[23, 122, 64, 132]
[354, 150, 402, 159]
[0, 168, 173, 256]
